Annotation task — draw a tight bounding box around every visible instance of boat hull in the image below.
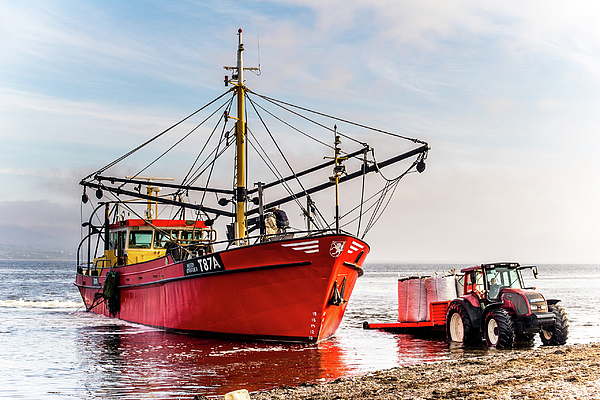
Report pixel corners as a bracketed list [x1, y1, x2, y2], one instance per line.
[75, 234, 368, 342]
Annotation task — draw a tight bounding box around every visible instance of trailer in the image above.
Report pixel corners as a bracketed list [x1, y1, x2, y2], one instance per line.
[363, 300, 450, 330]
[363, 272, 460, 331]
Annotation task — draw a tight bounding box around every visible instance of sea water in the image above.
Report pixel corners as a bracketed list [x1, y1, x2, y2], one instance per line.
[1, 260, 598, 399]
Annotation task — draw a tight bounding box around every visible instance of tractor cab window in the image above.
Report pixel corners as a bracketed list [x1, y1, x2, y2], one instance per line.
[486, 270, 502, 299]
[465, 270, 485, 296]
[128, 230, 153, 249]
[487, 267, 522, 289]
[154, 230, 178, 248]
[485, 267, 522, 299]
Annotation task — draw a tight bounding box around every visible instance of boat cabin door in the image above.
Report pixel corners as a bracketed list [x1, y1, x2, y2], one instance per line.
[116, 230, 126, 265]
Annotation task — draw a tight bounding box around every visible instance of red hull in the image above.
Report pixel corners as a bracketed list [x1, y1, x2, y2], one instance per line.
[76, 234, 368, 342]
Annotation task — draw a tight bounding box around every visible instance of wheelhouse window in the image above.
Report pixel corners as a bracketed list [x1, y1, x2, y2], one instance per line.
[180, 230, 204, 244]
[108, 232, 118, 250]
[154, 230, 178, 248]
[128, 231, 153, 249]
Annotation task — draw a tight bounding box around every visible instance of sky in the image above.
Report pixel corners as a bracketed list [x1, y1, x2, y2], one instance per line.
[1, 0, 600, 263]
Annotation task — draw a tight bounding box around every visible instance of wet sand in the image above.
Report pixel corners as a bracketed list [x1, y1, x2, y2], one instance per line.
[249, 342, 600, 399]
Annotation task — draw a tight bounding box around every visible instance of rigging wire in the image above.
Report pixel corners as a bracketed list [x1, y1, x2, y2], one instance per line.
[183, 134, 234, 188]
[83, 89, 233, 181]
[247, 90, 366, 147]
[246, 128, 324, 230]
[247, 94, 334, 150]
[180, 95, 234, 187]
[361, 162, 417, 238]
[250, 91, 427, 145]
[197, 108, 233, 206]
[128, 96, 234, 182]
[246, 94, 328, 228]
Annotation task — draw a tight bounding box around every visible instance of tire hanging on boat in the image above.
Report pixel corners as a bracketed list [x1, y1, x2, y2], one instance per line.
[102, 271, 120, 316]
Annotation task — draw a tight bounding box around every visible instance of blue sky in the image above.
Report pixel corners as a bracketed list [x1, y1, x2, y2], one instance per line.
[1, 1, 600, 263]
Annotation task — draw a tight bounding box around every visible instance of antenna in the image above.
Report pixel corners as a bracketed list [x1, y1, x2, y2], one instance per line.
[255, 35, 262, 76]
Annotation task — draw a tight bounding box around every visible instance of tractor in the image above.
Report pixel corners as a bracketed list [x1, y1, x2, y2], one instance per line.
[446, 262, 568, 349]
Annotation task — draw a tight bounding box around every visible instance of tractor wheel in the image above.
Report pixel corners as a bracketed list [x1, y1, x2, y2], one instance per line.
[540, 304, 569, 346]
[484, 308, 515, 349]
[446, 303, 477, 344]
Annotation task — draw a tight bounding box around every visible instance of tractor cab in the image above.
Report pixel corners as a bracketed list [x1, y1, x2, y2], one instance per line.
[461, 262, 538, 304]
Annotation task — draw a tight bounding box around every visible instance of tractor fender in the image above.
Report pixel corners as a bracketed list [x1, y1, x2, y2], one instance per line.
[482, 302, 506, 326]
[450, 298, 482, 331]
[546, 299, 561, 306]
[483, 301, 504, 312]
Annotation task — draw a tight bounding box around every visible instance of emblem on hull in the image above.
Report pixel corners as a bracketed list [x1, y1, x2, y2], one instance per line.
[329, 241, 346, 258]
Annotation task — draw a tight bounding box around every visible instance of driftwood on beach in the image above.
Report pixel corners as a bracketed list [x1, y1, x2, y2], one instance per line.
[248, 343, 600, 400]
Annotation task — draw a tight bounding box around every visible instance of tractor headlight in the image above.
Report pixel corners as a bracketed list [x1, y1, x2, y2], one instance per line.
[526, 293, 548, 313]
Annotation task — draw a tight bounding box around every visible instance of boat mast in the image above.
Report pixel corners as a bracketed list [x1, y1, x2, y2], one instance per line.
[235, 29, 247, 242]
[223, 30, 260, 235]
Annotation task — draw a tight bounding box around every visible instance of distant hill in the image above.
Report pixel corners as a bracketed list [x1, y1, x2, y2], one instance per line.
[0, 224, 72, 249]
[0, 224, 77, 260]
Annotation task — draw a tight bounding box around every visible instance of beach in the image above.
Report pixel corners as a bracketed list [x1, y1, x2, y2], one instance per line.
[250, 342, 600, 399]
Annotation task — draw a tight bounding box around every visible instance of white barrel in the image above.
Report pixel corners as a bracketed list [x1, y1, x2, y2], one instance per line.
[398, 276, 428, 322]
[455, 274, 464, 297]
[397, 277, 409, 322]
[425, 275, 458, 320]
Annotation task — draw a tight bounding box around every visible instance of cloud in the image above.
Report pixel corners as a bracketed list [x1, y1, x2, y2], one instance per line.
[0, 87, 179, 141]
[0, 167, 69, 179]
[480, 96, 515, 114]
[535, 98, 564, 112]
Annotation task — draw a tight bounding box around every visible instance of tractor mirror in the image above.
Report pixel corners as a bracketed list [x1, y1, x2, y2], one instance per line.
[533, 266, 538, 279]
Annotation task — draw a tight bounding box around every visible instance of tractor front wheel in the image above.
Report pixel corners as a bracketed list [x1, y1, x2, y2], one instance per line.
[540, 304, 569, 346]
[484, 308, 515, 349]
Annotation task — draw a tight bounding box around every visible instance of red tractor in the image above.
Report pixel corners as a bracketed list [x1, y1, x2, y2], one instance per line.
[446, 262, 568, 349]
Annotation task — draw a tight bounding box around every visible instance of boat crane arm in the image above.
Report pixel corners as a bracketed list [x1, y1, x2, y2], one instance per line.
[247, 143, 429, 215]
[89, 175, 234, 196]
[80, 179, 235, 218]
[246, 147, 369, 195]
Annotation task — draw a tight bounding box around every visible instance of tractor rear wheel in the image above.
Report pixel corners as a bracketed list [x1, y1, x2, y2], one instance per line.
[540, 304, 569, 346]
[446, 302, 477, 344]
[484, 308, 515, 349]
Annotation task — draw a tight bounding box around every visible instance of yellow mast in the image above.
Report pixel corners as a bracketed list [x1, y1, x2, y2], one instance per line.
[224, 29, 260, 243]
[235, 29, 247, 242]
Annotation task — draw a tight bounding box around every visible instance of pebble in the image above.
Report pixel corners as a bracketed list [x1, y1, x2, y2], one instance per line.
[248, 343, 600, 400]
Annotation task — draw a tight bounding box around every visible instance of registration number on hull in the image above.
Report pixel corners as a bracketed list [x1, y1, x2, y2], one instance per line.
[182, 254, 225, 276]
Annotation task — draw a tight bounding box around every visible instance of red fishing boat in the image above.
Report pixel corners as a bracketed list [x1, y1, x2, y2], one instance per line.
[75, 30, 429, 342]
